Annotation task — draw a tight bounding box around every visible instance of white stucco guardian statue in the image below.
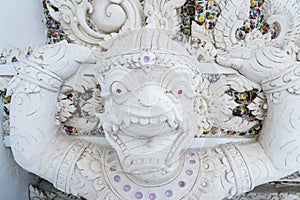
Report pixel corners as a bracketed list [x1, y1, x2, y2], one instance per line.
[6, 0, 300, 199]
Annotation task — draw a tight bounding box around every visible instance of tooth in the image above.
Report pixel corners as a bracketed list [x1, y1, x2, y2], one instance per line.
[139, 117, 149, 125]
[120, 123, 126, 129]
[131, 116, 139, 123]
[123, 149, 129, 156]
[116, 139, 122, 145]
[121, 146, 127, 152]
[150, 117, 159, 124]
[159, 115, 167, 122]
[166, 112, 175, 123]
[168, 120, 178, 128]
[112, 134, 118, 140]
[123, 117, 131, 127]
[166, 112, 178, 128]
[151, 158, 159, 164]
[112, 124, 119, 132]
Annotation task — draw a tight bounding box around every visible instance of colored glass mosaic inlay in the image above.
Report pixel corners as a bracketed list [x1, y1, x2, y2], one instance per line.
[0, 0, 264, 139]
[0, 46, 34, 65]
[199, 75, 261, 137]
[62, 89, 104, 136]
[43, 0, 66, 44]
[235, 0, 276, 40]
[195, 0, 220, 30]
[180, 0, 195, 35]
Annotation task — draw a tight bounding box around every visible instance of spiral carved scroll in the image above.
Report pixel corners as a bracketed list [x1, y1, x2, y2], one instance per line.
[48, 0, 144, 49]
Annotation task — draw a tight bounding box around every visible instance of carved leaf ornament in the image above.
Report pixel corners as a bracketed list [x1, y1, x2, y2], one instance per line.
[48, 0, 144, 48]
[5, 0, 300, 199]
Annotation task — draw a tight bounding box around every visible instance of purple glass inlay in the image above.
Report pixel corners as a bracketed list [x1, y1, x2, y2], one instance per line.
[189, 160, 196, 164]
[108, 150, 114, 154]
[107, 157, 114, 164]
[123, 185, 131, 192]
[188, 152, 195, 156]
[178, 181, 186, 187]
[143, 56, 150, 63]
[165, 190, 173, 197]
[114, 175, 120, 182]
[186, 169, 193, 176]
[135, 192, 143, 199]
[149, 193, 156, 200]
[110, 165, 117, 172]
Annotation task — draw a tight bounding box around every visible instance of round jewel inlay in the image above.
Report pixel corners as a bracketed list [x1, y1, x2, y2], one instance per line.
[186, 169, 193, 176]
[135, 192, 143, 199]
[178, 181, 186, 187]
[123, 185, 131, 192]
[114, 175, 120, 182]
[110, 165, 117, 171]
[143, 56, 150, 63]
[149, 193, 156, 200]
[165, 190, 173, 197]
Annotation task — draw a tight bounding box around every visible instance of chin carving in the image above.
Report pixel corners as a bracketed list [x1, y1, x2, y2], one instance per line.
[5, 0, 300, 199]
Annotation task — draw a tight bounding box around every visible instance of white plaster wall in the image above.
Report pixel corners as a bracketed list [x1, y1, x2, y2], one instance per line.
[0, 1, 46, 199]
[0, 0, 47, 49]
[0, 107, 37, 200]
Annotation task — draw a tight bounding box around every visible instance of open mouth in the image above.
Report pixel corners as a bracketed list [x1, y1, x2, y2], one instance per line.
[120, 107, 180, 133]
[121, 122, 167, 137]
[120, 127, 179, 154]
[101, 95, 195, 184]
[103, 99, 194, 172]
[115, 106, 182, 153]
[108, 124, 185, 172]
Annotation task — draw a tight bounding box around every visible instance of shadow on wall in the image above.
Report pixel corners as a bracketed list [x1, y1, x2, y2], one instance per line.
[0, 96, 38, 200]
[0, 0, 46, 199]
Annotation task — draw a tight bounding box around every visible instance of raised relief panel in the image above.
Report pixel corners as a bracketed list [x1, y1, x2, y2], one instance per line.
[47, 0, 144, 48]
[2, 0, 300, 199]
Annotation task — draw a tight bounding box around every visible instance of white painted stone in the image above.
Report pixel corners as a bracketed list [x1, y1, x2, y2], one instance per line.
[4, 0, 300, 199]
[0, 0, 46, 49]
[0, 2, 46, 199]
[0, 97, 36, 200]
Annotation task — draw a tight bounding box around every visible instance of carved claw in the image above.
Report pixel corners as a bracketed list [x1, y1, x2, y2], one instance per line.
[28, 41, 97, 81]
[83, 53, 97, 64]
[217, 46, 295, 84]
[217, 51, 246, 70]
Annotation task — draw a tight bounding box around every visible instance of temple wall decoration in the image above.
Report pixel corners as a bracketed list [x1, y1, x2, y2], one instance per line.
[1, 0, 300, 199]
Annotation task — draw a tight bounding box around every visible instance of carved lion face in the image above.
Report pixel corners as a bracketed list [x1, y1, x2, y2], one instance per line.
[97, 29, 200, 184]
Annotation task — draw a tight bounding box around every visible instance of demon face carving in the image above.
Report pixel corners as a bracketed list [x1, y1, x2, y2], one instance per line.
[97, 29, 201, 184]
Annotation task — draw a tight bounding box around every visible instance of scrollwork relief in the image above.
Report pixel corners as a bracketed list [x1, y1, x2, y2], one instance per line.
[48, 0, 144, 49]
[194, 74, 263, 136]
[144, 0, 186, 32]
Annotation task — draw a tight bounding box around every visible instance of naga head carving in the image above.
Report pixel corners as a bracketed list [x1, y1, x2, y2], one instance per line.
[96, 29, 201, 184]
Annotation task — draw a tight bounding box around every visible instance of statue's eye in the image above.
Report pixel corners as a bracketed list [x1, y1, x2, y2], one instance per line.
[111, 82, 128, 97]
[171, 84, 186, 97]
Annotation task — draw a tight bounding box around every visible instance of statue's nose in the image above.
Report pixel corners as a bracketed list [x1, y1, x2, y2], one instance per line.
[136, 85, 165, 107]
